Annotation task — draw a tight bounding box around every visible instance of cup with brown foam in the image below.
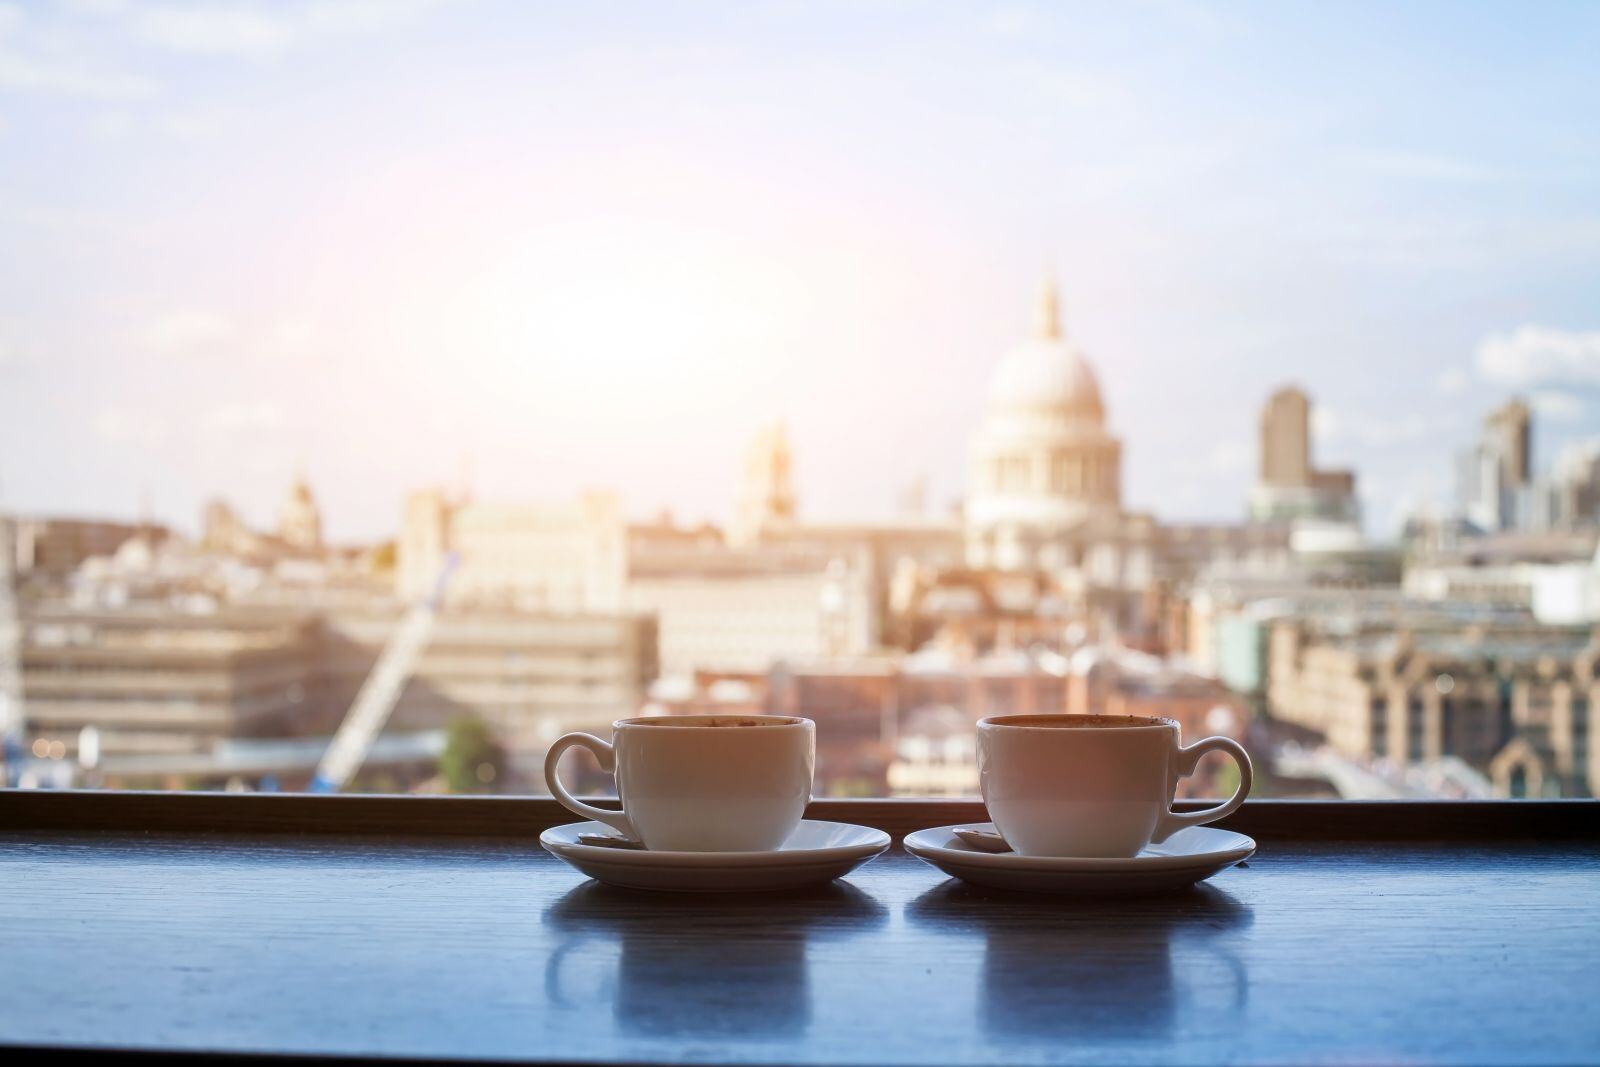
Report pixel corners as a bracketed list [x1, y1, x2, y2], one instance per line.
[544, 715, 816, 852]
[977, 714, 1252, 859]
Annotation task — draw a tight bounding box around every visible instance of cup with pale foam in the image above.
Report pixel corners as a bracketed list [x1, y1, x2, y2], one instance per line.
[544, 714, 815, 852]
[977, 714, 1252, 858]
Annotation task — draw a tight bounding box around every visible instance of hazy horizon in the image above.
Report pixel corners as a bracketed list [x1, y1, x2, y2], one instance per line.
[2, 0, 1598, 542]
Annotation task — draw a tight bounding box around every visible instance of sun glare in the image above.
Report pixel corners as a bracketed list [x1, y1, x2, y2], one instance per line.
[446, 228, 804, 412]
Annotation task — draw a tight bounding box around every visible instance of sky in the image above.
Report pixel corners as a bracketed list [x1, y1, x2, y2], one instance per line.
[1, 0, 1598, 542]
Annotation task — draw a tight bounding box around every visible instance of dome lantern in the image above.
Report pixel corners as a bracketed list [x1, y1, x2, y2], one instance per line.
[985, 278, 1104, 424]
[1035, 276, 1062, 340]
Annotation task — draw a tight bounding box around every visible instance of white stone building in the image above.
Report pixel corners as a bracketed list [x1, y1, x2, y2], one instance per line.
[963, 279, 1154, 614]
[397, 490, 625, 612]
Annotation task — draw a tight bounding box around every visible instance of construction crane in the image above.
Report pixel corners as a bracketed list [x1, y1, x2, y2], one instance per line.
[309, 553, 457, 793]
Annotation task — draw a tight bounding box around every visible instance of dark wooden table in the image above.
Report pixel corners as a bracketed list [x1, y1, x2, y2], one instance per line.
[2, 794, 1597, 1065]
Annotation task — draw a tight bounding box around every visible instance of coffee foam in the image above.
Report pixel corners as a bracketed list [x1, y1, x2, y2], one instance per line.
[983, 713, 1176, 730]
[624, 715, 802, 729]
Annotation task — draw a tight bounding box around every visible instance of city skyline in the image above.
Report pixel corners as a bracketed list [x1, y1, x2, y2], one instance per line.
[1, 1, 1598, 541]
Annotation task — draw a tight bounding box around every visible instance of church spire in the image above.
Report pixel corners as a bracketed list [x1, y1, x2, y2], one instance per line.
[1034, 274, 1062, 340]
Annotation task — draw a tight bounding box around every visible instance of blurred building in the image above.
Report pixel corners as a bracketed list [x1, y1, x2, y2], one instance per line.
[626, 535, 875, 677]
[16, 606, 318, 766]
[658, 642, 1248, 798]
[200, 477, 329, 562]
[724, 421, 965, 658]
[953, 284, 1343, 648]
[965, 279, 1144, 572]
[1267, 618, 1598, 797]
[1544, 439, 1600, 530]
[1404, 530, 1600, 624]
[1458, 398, 1534, 532]
[1067, 644, 1248, 738]
[959, 279, 1163, 638]
[278, 474, 324, 551]
[1183, 575, 1537, 699]
[1150, 523, 1295, 585]
[1248, 386, 1359, 525]
[887, 704, 980, 796]
[321, 608, 656, 779]
[9, 600, 655, 786]
[889, 567, 1078, 653]
[6, 516, 169, 578]
[1455, 398, 1600, 534]
[201, 500, 261, 558]
[764, 647, 1071, 795]
[1487, 397, 1534, 486]
[729, 420, 798, 547]
[395, 415, 966, 682]
[397, 489, 626, 611]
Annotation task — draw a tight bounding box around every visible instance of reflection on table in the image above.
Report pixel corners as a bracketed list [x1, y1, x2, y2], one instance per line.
[906, 881, 1253, 1042]
[543, 881, 889, 1042]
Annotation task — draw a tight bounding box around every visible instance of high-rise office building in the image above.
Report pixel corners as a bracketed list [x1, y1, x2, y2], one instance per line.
[1248, 386, 1358, 525]
[1458, 398, 1536, 532]
[1259, 387, 1312, 488]
[1486, 398, 1532, 490]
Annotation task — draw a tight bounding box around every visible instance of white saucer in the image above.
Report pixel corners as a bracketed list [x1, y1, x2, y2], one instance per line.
[903, 823, 1255, 895]
[540, 819, 891, 893]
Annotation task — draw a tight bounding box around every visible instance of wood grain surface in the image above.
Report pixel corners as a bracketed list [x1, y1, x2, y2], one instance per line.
[1, 815, 1597, 1064]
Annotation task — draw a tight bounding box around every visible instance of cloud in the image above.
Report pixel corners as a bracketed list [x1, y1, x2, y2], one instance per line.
[86, 103, 239, 143]
[57, 1, 132, 14]
[132, 5, 296, 56]
[0, 0, 456, 98]
[257, 317, 319, 362]
[0, 48, 158, 100]
[203, 400, 283, 432]
[1024, 66, 1132, 111]
[93, 406, 170, 446]
[303, 0, 456, 35]
[124, 1, 456, 57]
[158, 104, 234, 139]
[1529, 390, 1586, 423]
[1339, 147, 1500, 183]
[1314, 406, 1457, 448]
[1205, 439, 1251, 476]
[141, 309, 237, 356]
[1435, 368, 1470, 395]
[1476, 325, 1600, 389]
[0, 0, 159, 100]
[986, 7, 1034, 36]
[1554, 437, 1600, 479]
[1292, 214, 1600, 274]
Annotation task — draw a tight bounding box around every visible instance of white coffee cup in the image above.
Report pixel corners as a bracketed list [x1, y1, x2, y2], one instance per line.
[543, 714, 815, 852]
[977, 714, 1252, 859]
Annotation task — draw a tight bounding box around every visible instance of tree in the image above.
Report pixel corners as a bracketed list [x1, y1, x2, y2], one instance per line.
[439, 715, 507, 794]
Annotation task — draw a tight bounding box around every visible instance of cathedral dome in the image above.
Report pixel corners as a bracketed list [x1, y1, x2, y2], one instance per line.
[965, 275, 1124, 570]
[986, 280, 1104, 424]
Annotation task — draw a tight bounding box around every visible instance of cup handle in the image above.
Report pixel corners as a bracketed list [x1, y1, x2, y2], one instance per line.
[543, 732, 637, 840]
[1152, 736, 1252, 844]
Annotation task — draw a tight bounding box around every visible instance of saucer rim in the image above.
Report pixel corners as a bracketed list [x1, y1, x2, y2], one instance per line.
[541, 818, 891, 867]
[903, 822, 1256, 872]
